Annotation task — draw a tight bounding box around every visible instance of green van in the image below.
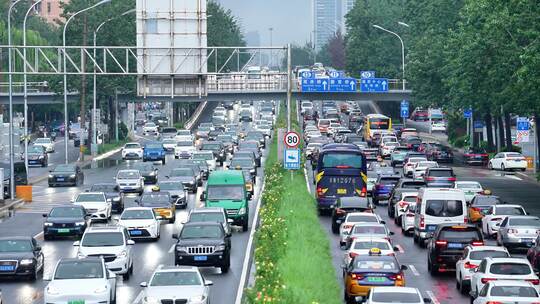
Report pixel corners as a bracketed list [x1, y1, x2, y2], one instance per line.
[201, 170, 249, 231]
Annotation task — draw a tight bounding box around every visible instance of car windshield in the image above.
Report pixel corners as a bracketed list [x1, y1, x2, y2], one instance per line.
[490, 263, 531, 275]
[193, 153, 213, 161]
[177, 130, 191, 135]
[145, 144, 162, 149]
[322, 152, 363, 169]
[207, 185, 244, 201]
[202, 144, 220, 150]
[497, 207, 526, 215]
[124, 143, 140, 149]
[75, 194, 103, 202]
[54, 260, 104, 280]
[28, 146, 43, 153]
[159, 182, 183, 191]
[35, 138, 51, 144]
[354, 260, 397, 271]
[190, 212, 225, 223]
[456, 182, 482, 189]
[425, 200, 463, 217]
[150, 271, 202, 286]
[121, 209, 154, 220]
[133, 163, 153, 171]
[508, 218, 540, 226]
[402, 195, 417, 202]
[81, 232, 124, 247]
[50, 207, 85, 218]
[379, 178, 400, 185]
[352, 226, 386, 235]
[354, 241, 390, 250]
[181, 225, 223, 239]
[53, 165, 75, 172]
[490, 286, 538, 297]
[145, 123, 156, 127]
[470, 250, 509, 260]
[0, 240, 32, 252]
[117, 171, 139, 179]
[91, 184, 117, 192]
[372, 292, 421, 303]
[140, 194, 170, 207]
[171, 168, 194, 177]
[473, 196, 500, 206]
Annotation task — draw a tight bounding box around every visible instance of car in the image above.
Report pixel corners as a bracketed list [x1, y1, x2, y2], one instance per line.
[401, 203, 417, 236]
[526, 234, 540, 272]
[471, 280, 540, 304]
[305, 142, 323, 160]
[43, 206, 88, 240]
[115, 169, 144, 194]
[489, 152, 528, 171]
[143, 142, 166, 164]
[497, 215, 540, 251]
[345, 237, 398, 264]
[90, 183, 124, 213]
[193, 151, 217, 172]
[72, 192, 111, 222]
[139, 265, 212, 304]
[426, 224, 484, 275]
[167, 168, 198, 193]
[388, 181, 425, 218]
[482, 204, 527, 238]
[143, 122, 159, 135]
[158, 181, 187, 208]
[412, 161, 439, 181]
[186, 207, 233, 238]
[362, 148, 380, 161]
[401, 128, 419, 139]
[173, 222, 231, 273]
[200, 141, 226, 166]
[423, 167, 456, 188]
[467, 195, 501, 225]
[74, 226, 134, 279]
[33, 137, 55, 153]
[430, 120, 447, 132]
[174, 140, 196, 159]
[22, 145, 48, 167]
[121, 142, 143, 160]
[456, 245, 510, 294]
[412, 108, 429, 121]
[132, 162, 159, 184]
[454, 181, 484, 203]
[44, 257, 117, 304]
[228, 157, 257, 180]
[195, 126, 212, 140]
[137, 191, 176, 223]
[0, 236, 44, 280]
[216, 134, 236, 154]
[403, 157, 428, 177]
[372, 175, 401, 205]
[117, 207, 161, 241]
[390, 146, 411, 166]
[176, 160, 204, 186]
[425, 143, 454, 163]
[237, 144, 262, 167]
[365, 287, 430, 304]
[159, 127, 177, 140]
[379, 142, 399, 158]
[463, 147, 489, 166]
[470, 257, 539, 299]
[338, 212, 385, 245]
[403, 136, 423, 151]
[162, 138, 177, 152]
[331, 197, 374, 234]
[175, 129, 194, 142]
[345, 223, 394, 249]
[393, 192, 418, 225]
[239, 109, 252, 122]
[343, 253, 407, 303]
[48, 164, 84, 187]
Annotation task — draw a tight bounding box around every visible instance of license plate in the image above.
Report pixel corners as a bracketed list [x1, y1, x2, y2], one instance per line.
[194, 256, 208, 261]
[448, 243, 463, 249]
[367, 277, 386, 283]
[337, 188, 347, 195]
[0, 265, 14, 271]
[130, 230, 142, 235]
[68, 300, 85, 304]
[57, 178, 64, 181]
[466, 191, 474, 195]
[58, 228, 70, 233]
[427, 225, 437, 231]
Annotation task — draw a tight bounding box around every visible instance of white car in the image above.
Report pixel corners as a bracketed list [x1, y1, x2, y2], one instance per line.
[143, 122, 159, 136]
[162, 139, 177, 152]
[481, 204, 527, 238]
[346, 223, 394, 248]
[403, 157, 428, 177]
[193, 151, 217, 171]
[472, 280, 540, 304]
[44, 257, 117, 304]
[339, 212, 384, 246]
[73, 192, 111, 221]
[140, 265, 212, 304]
[175, 130, 194, 142]
[118, 207, 161, 241]
[115, 169, 144, 195]
[401, 203, 417, 236]
[489, 152, 528, 171]
[412, 161, 439, 181]
[380, 142, 399, 157]
[34, 137, 55, 153]
[344, 237, 397, 265]
[366, 287, 430, 304]
[122, 142, 143, 160]
[74, 226, 134, 279]
[455, 245, 510, 294]
[394, 192, 419, 222]
[430, 120, 447, 132]
[175, 141, 196, 159]
[301, 101, 313, 114]
[470, 257, 539, 297]
[454, 181, 484, 203]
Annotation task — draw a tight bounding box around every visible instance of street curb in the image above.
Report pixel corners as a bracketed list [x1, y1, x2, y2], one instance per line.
[92, 147, 122, 162]
[515, 172, 540, 183]
[0, 198, 25, 216]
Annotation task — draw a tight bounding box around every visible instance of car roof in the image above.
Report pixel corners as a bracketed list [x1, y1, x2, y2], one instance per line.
[86, 226, 125, 233]
[0, 236, 33, 241]
[339, 197, 369, 206]
[123, 207, 154, 212]
[465, 245, 508, 252]
[183, 221, 222, 227]
[488, 280, 535, 287]
[506, 215, 538, 220]
[495, 204, 523, 208]
[370, 287, 420, 293]
[155, 265, 200, 273]
[485, 257, 532, 264]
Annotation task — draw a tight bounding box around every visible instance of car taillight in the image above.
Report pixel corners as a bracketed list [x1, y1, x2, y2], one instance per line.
[336, 165, 351, 169]
[389, 273, 404, 281]
[464, 217, 468, 223]
[471, 241, 484, 246]
[425, 177, 435, 181]
[420, 216, 425, 229]
[316, 187, 327, 198]
[349, 252, 359, 258]
[526, 279, 540, 285]
[406, 213, 415, 217]
[398, 201, 409, 208]
[464, 262, 478, 269]
[508, 228, 518, 234]
[435, 240, 447, 247]
[351, 273, 364, 280]
[448, 177, 457, 181]
[481, 278, 497, 284]
[335, 208, 346, 215]
[485, 301, 503, 304]
[360, 187, 367, 197]
[472, 207, 481, 212]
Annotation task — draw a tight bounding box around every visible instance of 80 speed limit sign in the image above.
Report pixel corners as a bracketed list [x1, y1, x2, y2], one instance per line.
[284, 131, 300, 148]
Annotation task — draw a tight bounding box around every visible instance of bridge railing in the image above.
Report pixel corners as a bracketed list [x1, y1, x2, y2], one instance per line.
[0, 81, 50, 93]
[207, 73, 288, 92]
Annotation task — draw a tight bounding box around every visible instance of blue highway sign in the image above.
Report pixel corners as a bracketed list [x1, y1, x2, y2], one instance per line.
[517, 117, 529, 131]
[400, 100, 409, 118]
[300, 71, 315, 79]
[301, 78, 329, 92]
[359, 78, 389, 92]
[284, 148, 301, 170]
[464, 108, 473, 119]
[360, 71, 376, 79]
[329, 78, 357, 92]
[329, 71, 345, 78]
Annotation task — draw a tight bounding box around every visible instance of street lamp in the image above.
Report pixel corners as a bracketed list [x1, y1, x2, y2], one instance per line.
[372, 24, 406, 90]
[23, 0, 44, 174]
[62, 0, 112, 164]
[92, 8, 135, 156]
[7, 0, 24, 200]
[269, 27, 273, 68]
[398, 22, 410, 28]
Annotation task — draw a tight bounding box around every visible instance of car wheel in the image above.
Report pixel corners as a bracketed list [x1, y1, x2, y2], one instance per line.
[220, 258, 230, 274]
[456, 278, 461, 290]
[501, 163, 506, 171]
[413, 233, 418, 243]
[429, 262, 438, 275]
[29, 267, 38, 281]
[331, 222, 339, 234]
[111, 290, 117, 304]
[122, 268, 130, 280]
[419, 238, 426, 248]
[242, 218, 249, 232]
[48, 183, 54, 188]
[162, 159, 166, 165]
[460, 278, 470, 294]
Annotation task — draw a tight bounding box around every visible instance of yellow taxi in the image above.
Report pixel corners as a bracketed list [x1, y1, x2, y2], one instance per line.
[467, 192, 500, 223]
[138, 187, 176, 223]
[343, 248, 407, 303]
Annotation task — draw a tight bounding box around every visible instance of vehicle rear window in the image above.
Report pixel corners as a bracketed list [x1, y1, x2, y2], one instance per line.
[489, 263, 531, 275]
[372, 292, 421, 303]
[439, 229, 480, 240]
[428, 169, 453, 177]
[354, 241, 390, 250]
[425, 200, 463, 217]
[379, 178, 400, 185]
[508, 218, 540, 227]
[401, 182, 425, 189]
[403, 196, 417, 203]
[469, 250, 509, 261]
[353, 226, 386, 235]
[473, 196, 500, 206]
[354, 260, 396, 271]
[322, 153, 362, 169]
[497, 207, 526, 215]
[347, 215, 378, 223]
[490, 286, 538, 297]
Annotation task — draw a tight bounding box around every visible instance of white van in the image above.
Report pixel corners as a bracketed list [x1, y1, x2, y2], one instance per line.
[413, 188, 467, 246]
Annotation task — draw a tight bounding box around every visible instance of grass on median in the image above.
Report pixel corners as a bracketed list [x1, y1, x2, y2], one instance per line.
[97, 140, 129, 155]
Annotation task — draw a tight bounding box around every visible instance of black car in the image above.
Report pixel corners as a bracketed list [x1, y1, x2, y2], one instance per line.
[200, 141, 226, 165]
[48, 164, 84, 187]
[167, 168, 198, 192]
[236, 148, 261, 167]
[192, 159, 210, 180]
[132, 162, 159, 184]
[1, 161, 28, 198]
[22, 145, 48, 167]
[176, 160, 204, 186]
[0, 236, 44, 280]
[427, 224, 483, 275]
[208, 130, 223, 141]
[173, 222, 231, 273]
[90, 183, 124, 213]
[43, 206, 88, 239]
[245, 131, 266, 148]
[331, 197, 374, 234]
[239, 110, 252, 122]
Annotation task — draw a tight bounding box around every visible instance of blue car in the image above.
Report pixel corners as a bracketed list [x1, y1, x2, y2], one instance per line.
[372, 175, 401, 205]
[143, 142, 166, 164]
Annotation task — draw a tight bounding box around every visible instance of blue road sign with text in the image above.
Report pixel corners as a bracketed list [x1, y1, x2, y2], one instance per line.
[329, 71, 345, 78]
[517, 117, 529, 131]
[284, 148, 301, 170]
[464, 109, 473, 119]
[300, 71, 315, 79]
[360, 78, 389, 92]
[301, 78, 329, 92]
[329, 78, 357, 92]
[400, 100, 409, 118]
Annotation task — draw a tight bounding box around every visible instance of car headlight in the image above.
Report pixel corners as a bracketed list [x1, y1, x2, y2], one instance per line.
[176, 246, 188, 252]
[20, 259, 34, 265]
[189, 295, 207, 303]
[238, 207, 246, 215]
[118, 250, 128, 258]
[94, 285, 108, 294]
[75, 221, 85, 226]
[46, 285, 60, 295]
[113, 197, 121, 202]
[48, 174, 54, 178]
[143, 297, 160, 304]
[69, 174, 76, 178]
[215, 244, 226, 251]
[43, 222, 53, 227]
[149, 171, 156, 176]
[39, 155, 44, 159]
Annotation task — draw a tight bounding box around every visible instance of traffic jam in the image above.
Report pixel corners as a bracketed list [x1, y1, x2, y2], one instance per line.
[301, 100, 538, 304]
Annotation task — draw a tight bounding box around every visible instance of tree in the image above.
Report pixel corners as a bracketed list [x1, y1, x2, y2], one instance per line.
[317, 31, 346, 69]
[283, 43, 314, 67]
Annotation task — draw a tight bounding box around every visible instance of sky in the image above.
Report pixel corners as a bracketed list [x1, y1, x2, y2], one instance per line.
[217, 0, 312, 46]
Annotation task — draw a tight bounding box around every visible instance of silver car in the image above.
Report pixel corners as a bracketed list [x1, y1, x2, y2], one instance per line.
[497, 215, 540, 251]
[140, 265, 212, 304]
[115, 170, 144, 195]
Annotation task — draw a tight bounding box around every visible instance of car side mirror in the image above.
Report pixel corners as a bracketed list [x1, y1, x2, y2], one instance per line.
[127, 240, 135, 246]
[423, 297, 432, 303]
[140, 282, 148, 288]
[380, 220, 386, 224]
[112, 216, 120, 222]
[205, 280, 214, 286]
[389, 231, 395, 236]
[172, 233, 178, 239]
[400, 265, 408, 271]
[495, 223, 501, 227]
[42, 213, 48, 218]
[35, 245, 41, 251]
[73, 241, 80, 246]
[200, 191, 207, 201]
[393, 246, 399, 252]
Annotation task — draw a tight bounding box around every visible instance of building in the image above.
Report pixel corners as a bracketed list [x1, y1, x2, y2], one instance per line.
[38, 0, 69, 25]
[313, 0, 356, 50]
[342, 0, 356, 30]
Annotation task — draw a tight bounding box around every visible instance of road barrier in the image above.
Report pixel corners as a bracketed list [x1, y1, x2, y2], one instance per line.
[16, 185, 32, 202]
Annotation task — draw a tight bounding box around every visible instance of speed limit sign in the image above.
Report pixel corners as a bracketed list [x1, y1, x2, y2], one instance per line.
[284, 131, 300, 148]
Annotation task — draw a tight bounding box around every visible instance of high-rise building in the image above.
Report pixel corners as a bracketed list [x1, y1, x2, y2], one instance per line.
[342, 0, 356, 31]
[313, 0, 357, 50]
[38, 0, 69, 25]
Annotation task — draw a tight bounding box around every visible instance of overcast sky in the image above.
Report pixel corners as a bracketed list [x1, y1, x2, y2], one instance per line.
[218, 0, 312, 46]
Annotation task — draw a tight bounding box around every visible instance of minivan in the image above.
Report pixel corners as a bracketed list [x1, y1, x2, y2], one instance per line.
[414, 188, 467, 247]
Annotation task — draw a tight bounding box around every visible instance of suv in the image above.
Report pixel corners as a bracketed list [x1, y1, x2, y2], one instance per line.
[143, 142, 166, 164]
[372, 175, 401, 205]
[173, 222, 231, 273]
[186, 207, 233, 238]
[74, 226, 135, 280]
[424, 167, 456, 187]
[426, 224, 483, 275]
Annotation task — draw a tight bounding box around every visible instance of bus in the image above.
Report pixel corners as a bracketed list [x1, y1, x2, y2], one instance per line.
[314, 143, 367, 213]
[363, 114, 392, 143]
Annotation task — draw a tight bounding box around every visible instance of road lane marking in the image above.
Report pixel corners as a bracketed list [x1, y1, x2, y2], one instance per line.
[426, 291, 440, 304]
[505, 175, 522, 181]
[303, 167, 312, 193]
[168, 244, 175, 253]
[132, 290, 144, 304]
[408, 264, 419, 276]
[34, 231, 44, 241]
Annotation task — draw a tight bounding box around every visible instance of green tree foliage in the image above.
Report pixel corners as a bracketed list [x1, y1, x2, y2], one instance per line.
[317, 31, 346, 70]
[285, 43, 315, 67]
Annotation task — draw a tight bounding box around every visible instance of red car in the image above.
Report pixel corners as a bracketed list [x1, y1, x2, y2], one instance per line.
[527, 235, 540, 271]
[463, 147, 489, 166]
[412, 109, 429, 121]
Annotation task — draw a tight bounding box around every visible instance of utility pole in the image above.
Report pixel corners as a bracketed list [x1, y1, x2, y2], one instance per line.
[115, 88, 119, 142]
[287, 44, 292, 132]
[80, 14, 88, 161]
[269, 28, 273, 68]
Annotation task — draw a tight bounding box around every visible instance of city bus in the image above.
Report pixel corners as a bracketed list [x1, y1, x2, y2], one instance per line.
[363, 114, 392, 143]
[314, 143, 367, 213]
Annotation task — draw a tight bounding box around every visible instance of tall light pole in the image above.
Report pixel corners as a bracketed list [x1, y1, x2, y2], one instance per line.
[92, 9, 135, 156]
[63, 0, 111, 164]
[269, 27, 273, 68]
[23, 0, 44, 174]
[372, 24, 406, 90]
[7, 0, 24, 200]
